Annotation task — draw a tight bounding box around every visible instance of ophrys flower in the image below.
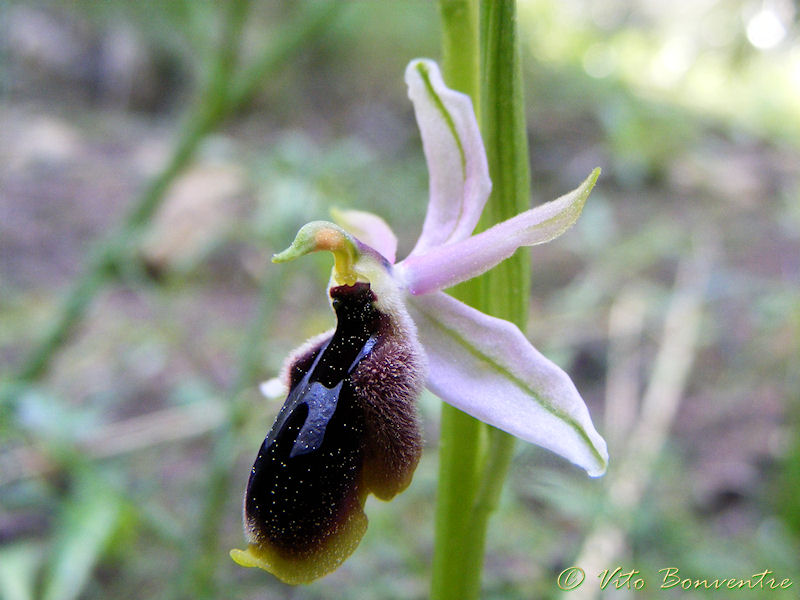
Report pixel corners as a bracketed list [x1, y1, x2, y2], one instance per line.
[230, 58, 608, 584]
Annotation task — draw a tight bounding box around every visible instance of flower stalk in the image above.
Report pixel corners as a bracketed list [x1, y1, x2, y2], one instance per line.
[431, 1, 486, 598]
[432, 0, 533, 598]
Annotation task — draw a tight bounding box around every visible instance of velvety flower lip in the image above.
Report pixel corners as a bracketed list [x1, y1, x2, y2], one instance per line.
[232, 278, 424, 584]
[232, 57, 608, 585]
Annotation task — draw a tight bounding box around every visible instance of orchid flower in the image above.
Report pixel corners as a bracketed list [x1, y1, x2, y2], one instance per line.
[230, 59, 608, 584]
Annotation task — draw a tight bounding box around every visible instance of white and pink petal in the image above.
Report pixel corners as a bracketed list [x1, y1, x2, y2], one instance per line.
[397, 169, 599, 295]
[405, 59, 491, 256]
[407, 290, 608, 477]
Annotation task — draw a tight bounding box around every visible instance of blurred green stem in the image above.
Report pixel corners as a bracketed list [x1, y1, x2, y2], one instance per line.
[432, 1, 530, 599]
[9, 0, 338, 391]
[176, 267, 288, 600]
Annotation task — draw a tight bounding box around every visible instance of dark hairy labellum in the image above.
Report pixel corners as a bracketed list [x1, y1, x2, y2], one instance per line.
[236, 282, 423, 584]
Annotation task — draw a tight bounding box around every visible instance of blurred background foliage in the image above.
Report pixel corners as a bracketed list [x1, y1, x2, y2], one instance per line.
[0, 0, 798, 598]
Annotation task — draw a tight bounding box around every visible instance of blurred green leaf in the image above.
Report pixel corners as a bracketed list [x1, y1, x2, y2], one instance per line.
[0, 543, 40, 600]
[41, 475, 122, 600]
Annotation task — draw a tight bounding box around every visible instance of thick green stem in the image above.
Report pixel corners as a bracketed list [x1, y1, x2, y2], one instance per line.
[431, 2, 486, 599]
[439, 0, 481, 115]
[469, 0, 531, 532]
[431, 404, 487, 600]
[477, 0, 531, 322]
[432, 1, 530, 598]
